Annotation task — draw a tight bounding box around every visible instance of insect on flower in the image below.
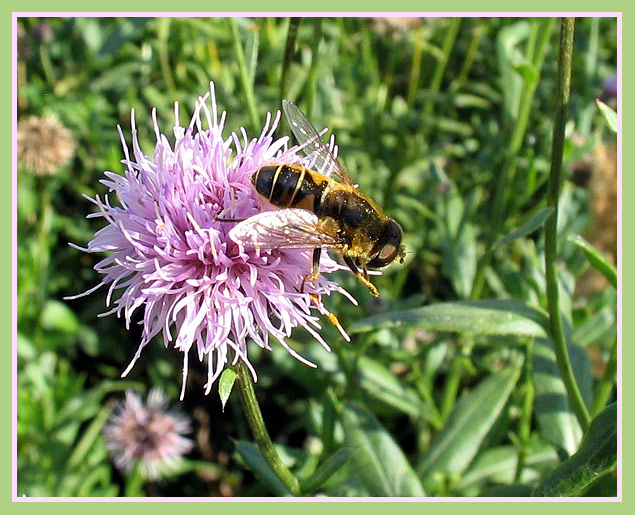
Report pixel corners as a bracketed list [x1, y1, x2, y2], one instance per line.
[67, 84, 357, 398]
[229, 100, 405, 297]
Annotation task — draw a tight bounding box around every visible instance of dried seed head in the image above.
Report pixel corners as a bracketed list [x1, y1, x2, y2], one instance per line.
[17, 115, 75, 175]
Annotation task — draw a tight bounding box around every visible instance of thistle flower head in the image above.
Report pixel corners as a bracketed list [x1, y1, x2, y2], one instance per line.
[104, 388, 193, 480]
[70, 84, 353, 398]
[17, 115, 76, 175]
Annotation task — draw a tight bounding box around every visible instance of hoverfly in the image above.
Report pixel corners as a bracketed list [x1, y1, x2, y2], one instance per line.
[229, 100, 405, 297]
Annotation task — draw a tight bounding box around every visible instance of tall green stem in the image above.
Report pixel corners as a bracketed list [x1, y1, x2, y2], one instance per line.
[234, 360, 301, 495]
[34, 177, 53, 347]
[423, 18, 461, 117]
[39, 43, 56, 87]
[515, 340, 535, 481]
[544, 17, 591, 432]
[229, 18, 259, 134]
[491, 18, 555, 227]
[157, 18, 176, 93]
[454, 23, 484, 89]
[280, 17, 301, 102]
[470, 17, 556, 300]
[305, 18, 323, 120]
[407, 25, 425, 108]
[440, 353, 463, 421]
[278, 17, 302, 136]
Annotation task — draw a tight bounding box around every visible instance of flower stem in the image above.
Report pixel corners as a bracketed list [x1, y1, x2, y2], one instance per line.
[124, 462, 145, 497]
[544, 17, 591, 432]
[234, 360, 301, 496]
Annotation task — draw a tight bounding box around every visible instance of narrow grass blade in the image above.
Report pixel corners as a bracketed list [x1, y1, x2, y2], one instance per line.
[358, 355, 429, 418]
[595, 99, 617, 134]
[301, 448, 353, 495]
[492, 207, 553, 249]
[568, 234, 617, 288]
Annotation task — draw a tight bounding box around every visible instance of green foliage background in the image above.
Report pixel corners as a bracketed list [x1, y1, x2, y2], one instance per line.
[15, 16, 618, 497]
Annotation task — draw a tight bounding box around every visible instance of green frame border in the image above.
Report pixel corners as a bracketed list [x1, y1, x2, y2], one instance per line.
[7, 4, 626, 512]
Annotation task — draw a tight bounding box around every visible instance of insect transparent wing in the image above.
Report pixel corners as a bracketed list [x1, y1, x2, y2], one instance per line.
[282, 100, 353, 185]
[229, 208, 340, 250]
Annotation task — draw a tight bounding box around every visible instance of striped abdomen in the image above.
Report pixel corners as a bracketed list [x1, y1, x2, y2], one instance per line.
[252, 164, 327, 212]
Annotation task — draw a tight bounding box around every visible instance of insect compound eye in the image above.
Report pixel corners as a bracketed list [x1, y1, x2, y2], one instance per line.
[367, 219, 403, 268]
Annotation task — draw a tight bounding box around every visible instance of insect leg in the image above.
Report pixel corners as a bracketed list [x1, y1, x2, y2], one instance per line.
[343, 256, 379, 297]
[308, 293, 350, 342]
[301, 248, 323, 293]
[215, 214, 249, 222]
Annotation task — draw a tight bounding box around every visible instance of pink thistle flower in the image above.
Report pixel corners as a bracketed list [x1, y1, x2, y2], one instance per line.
[104, 389, 193, 479]
[68, 84, 354, 398]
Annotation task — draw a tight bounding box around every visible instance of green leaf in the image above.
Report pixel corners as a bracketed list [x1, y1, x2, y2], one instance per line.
[437, 185, 478, 299]
[340, 402, 425, 496]
[218, 368, 237, 411]
[455, 438, 559, 493]
[350, 299, 549, 338]
[453, 93, 491, 109]
[357, 356, 429, 418]
[301, 448, 353, 495]
[532, 403, 617, 496]
[442, 224, 477, 299]
[496, 20, 531, 119]
[568, 234, 617, 288]
[17, 332, 36, 361]
[41, 300, 80, 334]
[568, 342, 594, 411]
[234, 441, 292, 496]
[571, 305, 616, 347]
[595, 99, 617, 134]
[492, 207, 553, 249]
[417, 366, 521, 491]
[533, 340, 583, 455]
